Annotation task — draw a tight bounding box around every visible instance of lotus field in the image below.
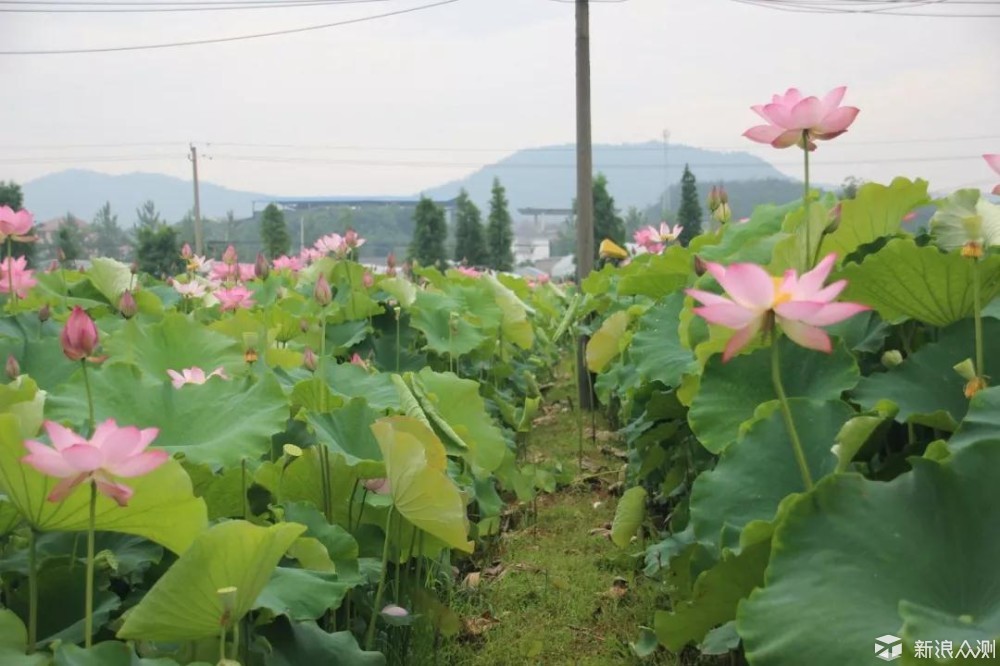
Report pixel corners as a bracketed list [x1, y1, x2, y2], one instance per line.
[0, 87, 999, 665]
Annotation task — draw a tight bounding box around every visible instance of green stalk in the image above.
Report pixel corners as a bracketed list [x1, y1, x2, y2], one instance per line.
[319, 446, 332, 524]
[771, 339, 814, 491]
[81, 361, 95, 436]
[84, 481, 97, 648]
[241, 458, 249, 520]
[395, 312, 401, 373]
[365, 506, 394, 651]
[6, 237, 16, 312]
[802, 130, 813, 270]
[218, 624, 227, 665]
[27, 527, 37, 653]
[973, 258, 986, 381]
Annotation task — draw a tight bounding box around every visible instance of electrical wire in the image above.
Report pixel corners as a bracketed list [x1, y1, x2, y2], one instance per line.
[0, 0, 398, 13]
[0, 0, 461, 54]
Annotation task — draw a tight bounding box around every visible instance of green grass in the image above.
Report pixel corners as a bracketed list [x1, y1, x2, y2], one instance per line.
[409, 372, 678, 666]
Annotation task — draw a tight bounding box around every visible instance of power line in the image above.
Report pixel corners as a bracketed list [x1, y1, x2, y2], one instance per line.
[0, 0, 461, 54]
[730, 0, 1000, 16]
[0, 0, 398, 13]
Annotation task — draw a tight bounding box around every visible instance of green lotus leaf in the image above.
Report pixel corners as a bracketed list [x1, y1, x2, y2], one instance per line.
[0, 414, 206, 554]
[85, 257, 133, 305]
[410, 291, 488, 357]
[630, 293, 698, 388]
[306, 398, 384, 475]
[380, 277, 417, 308]
[853, 318, 1000, 431]
[840, 238, 1000, 327]
[45, 365, 288, 468]
[372, 416, 473, 553]
[586, 310, 630, 373]
[260, 619, 385, 666]
[484, 274, 534, 349]
[948, 386, 1000, 452]
[617, 245, 692, 299]
[820, 177, 930, 258]
[737, 439, 1000, 665]
[253, 567, 354, 620]
[688, 338, 858, 454]
[105, 314, 244, 380]
[611, 486, 647, 549]
[54, 642, 194, 666]
[322, 364, 400, 413]
[281, 501, 359, 562]
[0, 375, 45, 438]
[118, 521, 306, 642]
[697, 200, 795, 265]
[0, 609, 49, 666]
[410, 369, 507, 473]
[930, 188, 1000, 252]
[274, 448, 366, 529]
[690, 399, 850, 554]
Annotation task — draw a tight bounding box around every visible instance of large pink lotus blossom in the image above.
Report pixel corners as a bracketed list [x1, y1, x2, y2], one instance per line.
[985, 155, 1000, 195]
[272, 255, 303, 272]
[299, 247, 324, 264]
[172, 279, 207, 299]
[166, 366, 227, 388]
[315, 233, 345, 256]
[215, 285, 256, 311]
[744, 86, 859, 151]
[344, 229, 365, 251]
[61, 306, 100, 361]
[22, 419, 168, 506]
[0, 256, 36, 298]
[686, 253, 869, 362]
[0, 206, 34, 241]
[211, 262, 255, 283]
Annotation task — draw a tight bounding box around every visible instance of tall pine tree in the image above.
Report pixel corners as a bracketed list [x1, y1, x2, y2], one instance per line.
[485, 178, 514, 271]
[409, 196, 447, 268]
[676, 164, 703, 246]
[260, 203, 291, 259]
[593, 174, 625, 259]
[93, 202, 129, 260]
[453, 189, 488, 266]
[57, 214, 84, 264]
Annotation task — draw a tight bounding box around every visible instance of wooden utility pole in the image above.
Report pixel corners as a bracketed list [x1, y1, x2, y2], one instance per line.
[189, 144, 204, 256]
[575, 0, 595, 410]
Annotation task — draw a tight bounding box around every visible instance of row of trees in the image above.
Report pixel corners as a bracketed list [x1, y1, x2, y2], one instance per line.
[410, 178, 515, 270]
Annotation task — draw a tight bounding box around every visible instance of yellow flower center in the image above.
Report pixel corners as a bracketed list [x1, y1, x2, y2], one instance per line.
[771, 277, 793, 306]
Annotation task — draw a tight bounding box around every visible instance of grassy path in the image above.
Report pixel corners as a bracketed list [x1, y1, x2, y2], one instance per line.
[411, 380, 677, 665]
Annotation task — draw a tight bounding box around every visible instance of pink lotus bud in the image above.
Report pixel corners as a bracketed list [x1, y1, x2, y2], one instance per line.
[381, 604, 409, 618]
[254, 252, 270, 280]
[223, 245, 238, 265]
[693, 255, 707, 277]
[718, 186, 729, 205]
[350, 353, 367, 369]
[181, 243, 193, 260]
[5, 355, 19, 380]
[314, 273, 332, 306]
[303, 347, 318, 372]
[130, 262, 139, 275]
[61, 306, 99, 361]
[707, 186, 721, 211]
[118, 290, 138, 319]
[363, 272, 374, 288]
[38, 303, 51, 323]
[364, 478, 390, 494]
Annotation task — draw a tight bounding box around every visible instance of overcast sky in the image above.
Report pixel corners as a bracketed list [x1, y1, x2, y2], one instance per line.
[1, 0, 998, 197]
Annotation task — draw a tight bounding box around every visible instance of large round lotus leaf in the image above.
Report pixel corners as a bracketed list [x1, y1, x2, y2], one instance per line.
[737, 439, 1000, 665]
[260, 618, 385, 666]
[306, 398, 384, 476]
[586, 310, 630, 373]
[322, 364, 401, 413]
[117, 521, 305, 642]
[372, 416, 473, 553]
[949, 386, 1000, 451]
[54, 642, 196, 666]
[0, 414, 206, 554]
[690, 399, 851, 554]
[818, 177, 929, 258]
[483, 274, 534, 349]
[840, 238, 1000, 327]
[409, 291, 488, 357]
[689, 338, 858, 454]
[0, 315, 79, 392]
[0, 608, 49, 666]
[45, 365, 288, 468]
[630, 293, 698, 389]
[617, 246, 692, 299]
[253, 567, 354, 621]
[104, 313, 244, 381]
[853, 318, 1000, 431]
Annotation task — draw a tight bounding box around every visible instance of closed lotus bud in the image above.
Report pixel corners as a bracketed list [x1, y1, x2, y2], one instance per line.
[881, 350, 904, 368]
[825, 204, 842, 234]
[118, 290, 138, 319]
[181, 243, 193, 260]
[386, 252, 396, 269]
[254, 252, 270, 280]
[314, 273, 332, 306]
[693, 255, 707, 277]
[707, 185, 721, 212]
[712, 202, 732, 225]
[61, 306, 99, 361]
[130, 261, 138, 275]
[303, 347, 318, 372]
[381, 604, 409, 618]
[38, 303, 51, 323]
[223, 245, 238, 265]
[363, 272, 374, 288]
[5, 355, 19, 380]
[718, 186, 728, 205]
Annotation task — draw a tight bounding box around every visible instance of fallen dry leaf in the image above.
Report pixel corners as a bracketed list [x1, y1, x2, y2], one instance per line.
[462, 571, 481, 590]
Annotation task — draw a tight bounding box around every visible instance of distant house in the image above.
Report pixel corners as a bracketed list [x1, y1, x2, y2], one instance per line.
[37, 215, 87, 246]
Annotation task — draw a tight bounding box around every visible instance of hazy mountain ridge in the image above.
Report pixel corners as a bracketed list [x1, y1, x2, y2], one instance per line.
[21, 142, 790, 223]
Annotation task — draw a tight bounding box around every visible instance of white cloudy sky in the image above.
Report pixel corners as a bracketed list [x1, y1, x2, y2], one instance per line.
[1, 0, 998, 196]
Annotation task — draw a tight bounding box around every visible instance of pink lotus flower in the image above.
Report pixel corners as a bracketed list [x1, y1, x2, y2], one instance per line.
[744, 86, 859, 151]
[985, 154, 1000, 195]
[456, 266, 481, 278]
[173, 279, 207, 299]
[350, 353, 368, 369]
[166, 366, 227, 388]
[0, 206, 34, 241]
[634, 223, 684, 254]
[362, 272, 374, 288]
[381, 604, 408, 618]
[299, 247, 323, 264]
[0, 256, 36, 298]
[364, 477, 390, 494]
[686, 253, 869, 362]
[315, 233, 345, 256]
[22, 419, 168, 506]
[314, 274, 332, 306]
[344, 229, 365, 251]
[181, 243, 193, 260]
[222, 245, 238, 265]
[272, 255, 303, 272]
[215, 285, 256, 311]
[61, 306, 100, 361]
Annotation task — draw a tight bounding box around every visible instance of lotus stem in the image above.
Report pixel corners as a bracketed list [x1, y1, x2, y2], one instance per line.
[6, 238, 15, 312]
[241, 458, 248, 520]
[771, 339, 814, 491]
[27, 527, 37, 652]
[802, 130, 812, 269]
[84, 480, 97, 648]
[81, 361, 95, 436]
[973, 259, 986, 384]
[395, 312, 401, 373]
[365, 506, 394, 651]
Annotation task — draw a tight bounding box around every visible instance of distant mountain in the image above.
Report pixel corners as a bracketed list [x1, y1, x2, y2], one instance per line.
[22, 169, 269, 225]
[422, 142, 790, 212]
